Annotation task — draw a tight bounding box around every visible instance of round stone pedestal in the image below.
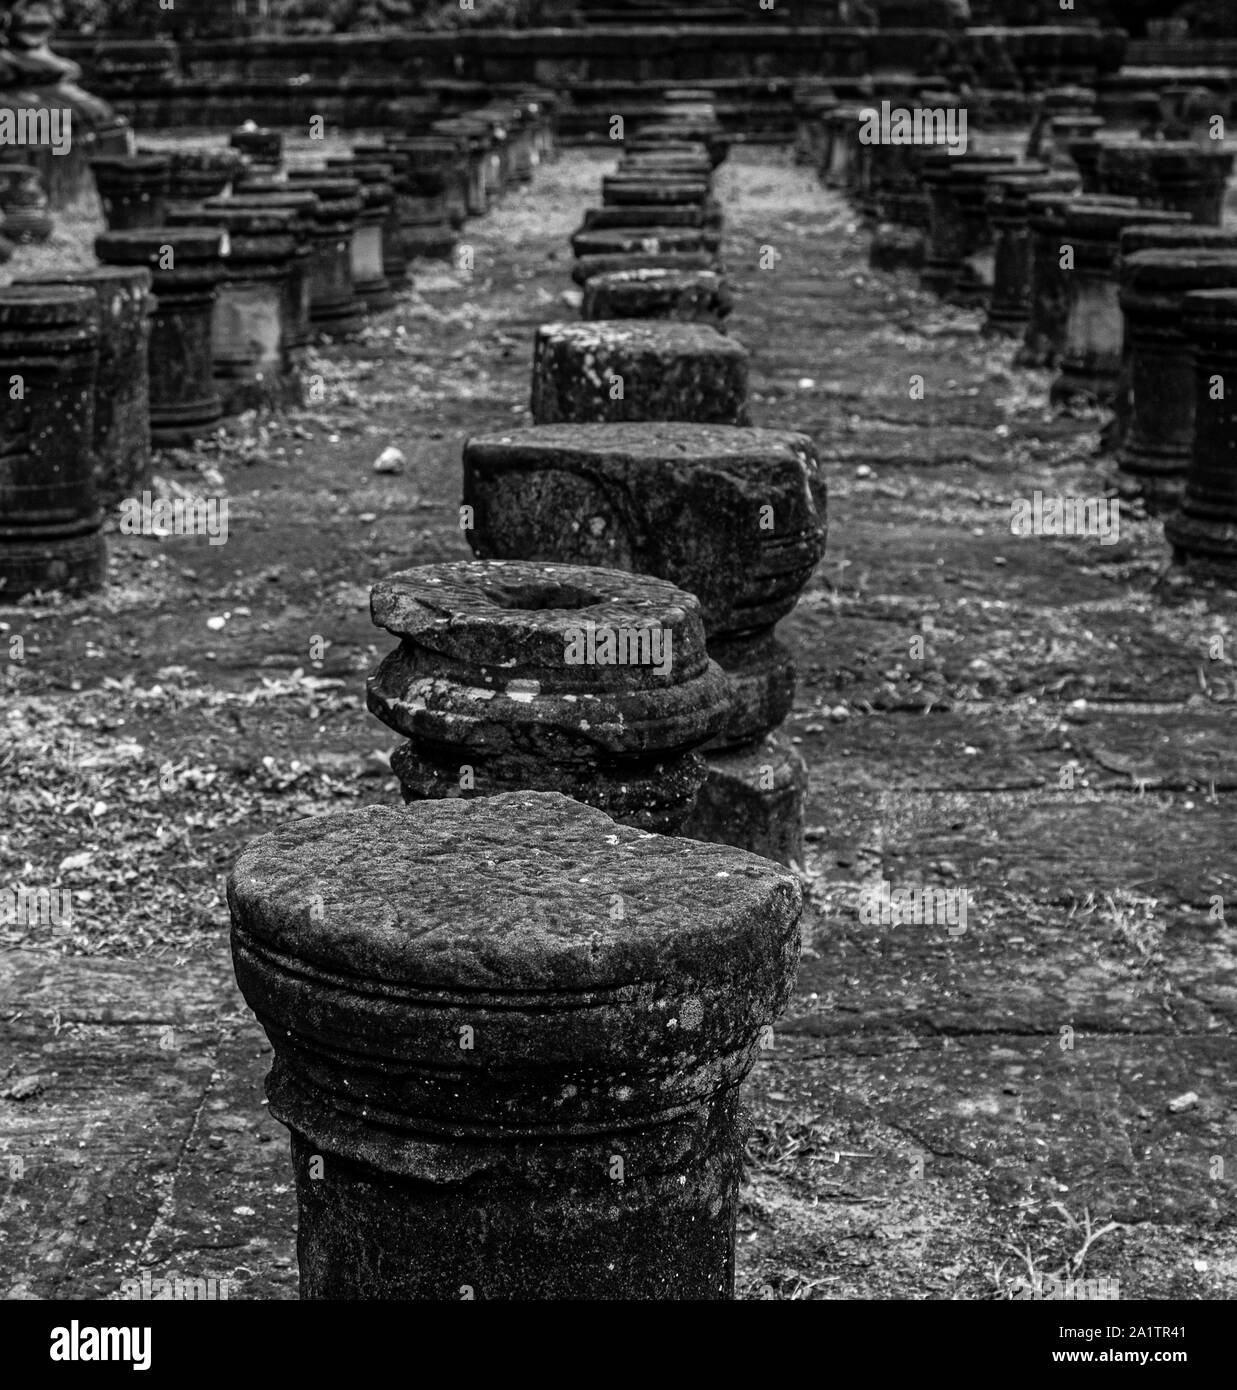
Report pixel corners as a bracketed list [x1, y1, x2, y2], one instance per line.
[0, 286, 104, 598]
[1019, 192, 1137, 369]
[228, 791, 803, 1300]
[984, 168, 1077, 337]
[284, 172, 367, 340]
[94, 226, 225, 447]
[1165, 290, 1237, 574]
[920, 155, 1018, 303]
[16, 266, 154, 508]
[1050, 203, 1190, 409]
[366, 559, 732, 832]
[1117, 250, 1237, 511]
[89, 154, 170, 232]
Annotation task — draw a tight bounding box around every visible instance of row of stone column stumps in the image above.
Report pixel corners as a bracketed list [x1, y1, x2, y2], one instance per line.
[451, 93, 827, 870]
[226, 90, 812, 1301]
[800, 77, 1237, 578]
[0, 98, 555, 601]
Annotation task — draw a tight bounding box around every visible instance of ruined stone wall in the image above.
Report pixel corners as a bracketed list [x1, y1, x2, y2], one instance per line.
[57, 0, 574, 38]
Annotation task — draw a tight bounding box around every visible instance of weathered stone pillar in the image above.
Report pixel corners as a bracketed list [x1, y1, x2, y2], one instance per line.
[863, 97, 963, 231]
[229, 125, 283, 175]
[1065, 135, 1108, 195]
[571, 226, 721, 289]
[462, 422, 827, 866]
[625, 136, 713, 164]
[0, 163, 52, 242]
[602, 174, 711, 210]
[1117, 250, 1237, 511]
[15, 267, 153, 508]
[210, 188, 317, 403]
[426, 121, 490, 218]
[435, 111, 505, 202]
[169, 202, 300, 413]
[284, 172, 366, 340]
[584, 202, 710, 231]
[474, 110, 513, 197]
[1045, 115, 1106, 174]
[228, 790, 802, 1300]
[367, 560, 732, 832]
[920, 155, 1019, 303]
[1050, 203, 1190, 409]
[1106, 225, 1237, 456]
[1096, 142, 1235, 226]
[486, 99, 534, 184]
[632, 117, 729, 168]
[822, 105, 863, 192]
[573, 251, 716, 287]
[1157, 84, 1216, 142]
[794, 90, 838, 171]
[382, 137, 459, 259]
[985, 166, 1076, 337]
[95, 227, 225, 447]
[352, 145, 411, 285]
[868, 138, 941, 273]
[573, 221, 719, 255]
[1165, 289, 1237, 573]
[89, 154, 170, 231]
[581, 268, 733, 328]
[326, 157, 397, 313]
[1026, 86, 1096, 162]
[515, 86, 558, 165]
[0, 286, 105, 598]
[530, 322, 749, 426]
[1018, 192, 1138, 368]
[385, 92, 440, 136]
[620, 151, 714, 185]
[153, 147, 244, 216]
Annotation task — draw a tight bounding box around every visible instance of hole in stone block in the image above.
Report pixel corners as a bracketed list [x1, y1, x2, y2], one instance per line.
[481, 578, 605, 611]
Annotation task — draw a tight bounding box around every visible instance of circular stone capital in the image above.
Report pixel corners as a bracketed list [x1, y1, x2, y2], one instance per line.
[228, 793, 803, 1160]
[367, 558, 732, 760]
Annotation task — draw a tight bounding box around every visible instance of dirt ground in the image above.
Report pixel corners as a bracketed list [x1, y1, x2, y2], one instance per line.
[1, 144, 1235, 1301]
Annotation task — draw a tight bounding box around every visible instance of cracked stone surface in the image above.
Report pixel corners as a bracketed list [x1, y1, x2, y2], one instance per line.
[1, 147, 1235, 1301]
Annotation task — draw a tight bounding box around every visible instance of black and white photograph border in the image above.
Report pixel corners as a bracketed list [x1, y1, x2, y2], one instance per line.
[0, 0, 1232, 1355]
